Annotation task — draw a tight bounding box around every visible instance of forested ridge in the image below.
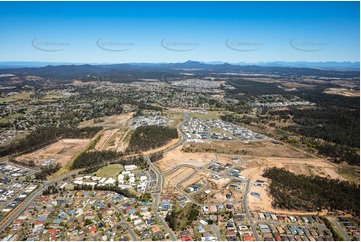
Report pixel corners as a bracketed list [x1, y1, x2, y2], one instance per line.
[270, 107, 359, 165]
[126, 125, 178, 153]
[263, 168, 359, 217]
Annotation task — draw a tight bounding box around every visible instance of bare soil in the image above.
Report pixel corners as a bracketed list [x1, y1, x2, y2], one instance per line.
[16, 139, 90, 167]
[163, 167, 195, 189]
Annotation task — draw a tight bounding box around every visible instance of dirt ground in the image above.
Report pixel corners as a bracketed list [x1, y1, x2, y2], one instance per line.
[95, 128, 129, 152]
[16, 139, 90, 167]
[162, 139, 344, 214]
[163, 167, 195, 189]
[246, 169, 321, 215]
[78, 113, 133, 129]
[180, 172, 206, 190]
[80, 113, 133, 152]
[281, 82, 315, 89]
[323, 88, 360, 97]
[155, 146, 214, 172]
[242, 156, 344, 214]
[184, 140, 309, 158]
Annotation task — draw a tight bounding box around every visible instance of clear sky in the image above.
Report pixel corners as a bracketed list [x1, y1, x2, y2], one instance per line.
[0, 1, 359, 63]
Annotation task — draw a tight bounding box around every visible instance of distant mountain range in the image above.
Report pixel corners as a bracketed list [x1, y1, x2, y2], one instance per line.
[0, 61, 359, 71]
[0, 61, 358, 79]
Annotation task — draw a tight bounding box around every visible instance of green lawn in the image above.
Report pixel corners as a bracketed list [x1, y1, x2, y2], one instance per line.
[96, 164, 123, 178]
[189, 111, 220, 119]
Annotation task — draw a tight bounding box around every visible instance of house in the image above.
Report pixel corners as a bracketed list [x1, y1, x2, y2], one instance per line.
[181, 231, 193, 241]
[124, 165, 137, 171]
[289, 227, 298, 235]
[151, 225, 161, 233]
[254, 180, 265, 186]
[89, 225, 97, 236]
[140, 230, 151, 239]
[161, 200, 171, 210]
[200, 219, 208, 225]
[276, 226, 285, 234]
[259, 224, 271, 233]
[271, 214, 278, 220]
[274, 234, 282, 241]
[153, 231, 164, 239]
[243, 235, 253, 241]
[182, 235, 193, 241]
[146, 219, 155, 226]
[226, 230, 238, 241]
[251, 192, 260, 198]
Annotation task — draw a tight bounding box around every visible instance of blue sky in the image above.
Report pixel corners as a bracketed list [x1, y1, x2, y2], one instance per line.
[0, 1, 359, 63]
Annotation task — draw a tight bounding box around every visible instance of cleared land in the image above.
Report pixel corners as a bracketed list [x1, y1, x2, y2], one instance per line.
[163, 167, 195, 190]
[16, 138, 90, 167]
[323, 88, 360, 97]
[161, 135, 345, 214]
[184, 140, 309, 158]
[95, 129, 128, 152]
[80, 114, 133, 152]
[243, 157, 344, 213]
[155, 146, 213, 172]
[78, 113, 133, 129]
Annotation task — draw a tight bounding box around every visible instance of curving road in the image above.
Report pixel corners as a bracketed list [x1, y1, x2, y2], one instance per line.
[145, 156, 177, 241]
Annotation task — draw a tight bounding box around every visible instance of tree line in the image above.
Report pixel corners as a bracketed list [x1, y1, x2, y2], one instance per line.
[71, 151, 147, 170]
[270, 106, 359, 166]
[35, 163, 61, 180]
[0, 126, 102, 157]
[126, 125, 178, 153]
[263, 167, 359, 217]
[73, 183, 136, 198]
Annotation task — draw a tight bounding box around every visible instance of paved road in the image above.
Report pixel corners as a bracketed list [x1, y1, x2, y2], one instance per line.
[0, 170, 80, 232]
[327, 216, 351, 241]
[242, 179, 261, 241]
[145, 156, 177, 241]
[211, 224, 221, 241]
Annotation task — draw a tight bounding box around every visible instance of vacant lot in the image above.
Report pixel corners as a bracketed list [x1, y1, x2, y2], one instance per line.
[184, 139, 309, 158]
[95, 129, 129, 152]
[163, 167, 195, 189]
[96, 164, 123, 178]
[155, 146, 213, 172]
[180, 172, 206, 190]
[16, 138, 90, 167]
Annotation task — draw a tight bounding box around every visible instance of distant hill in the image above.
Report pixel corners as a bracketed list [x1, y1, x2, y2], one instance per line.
[0, 61, 358, 79]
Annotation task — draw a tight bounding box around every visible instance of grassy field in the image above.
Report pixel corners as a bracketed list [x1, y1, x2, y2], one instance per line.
[338, 165, 360, 184]
[96, 164, 123, 178]
[189, 111, 220, 119]
[0, 92, 32, 103]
